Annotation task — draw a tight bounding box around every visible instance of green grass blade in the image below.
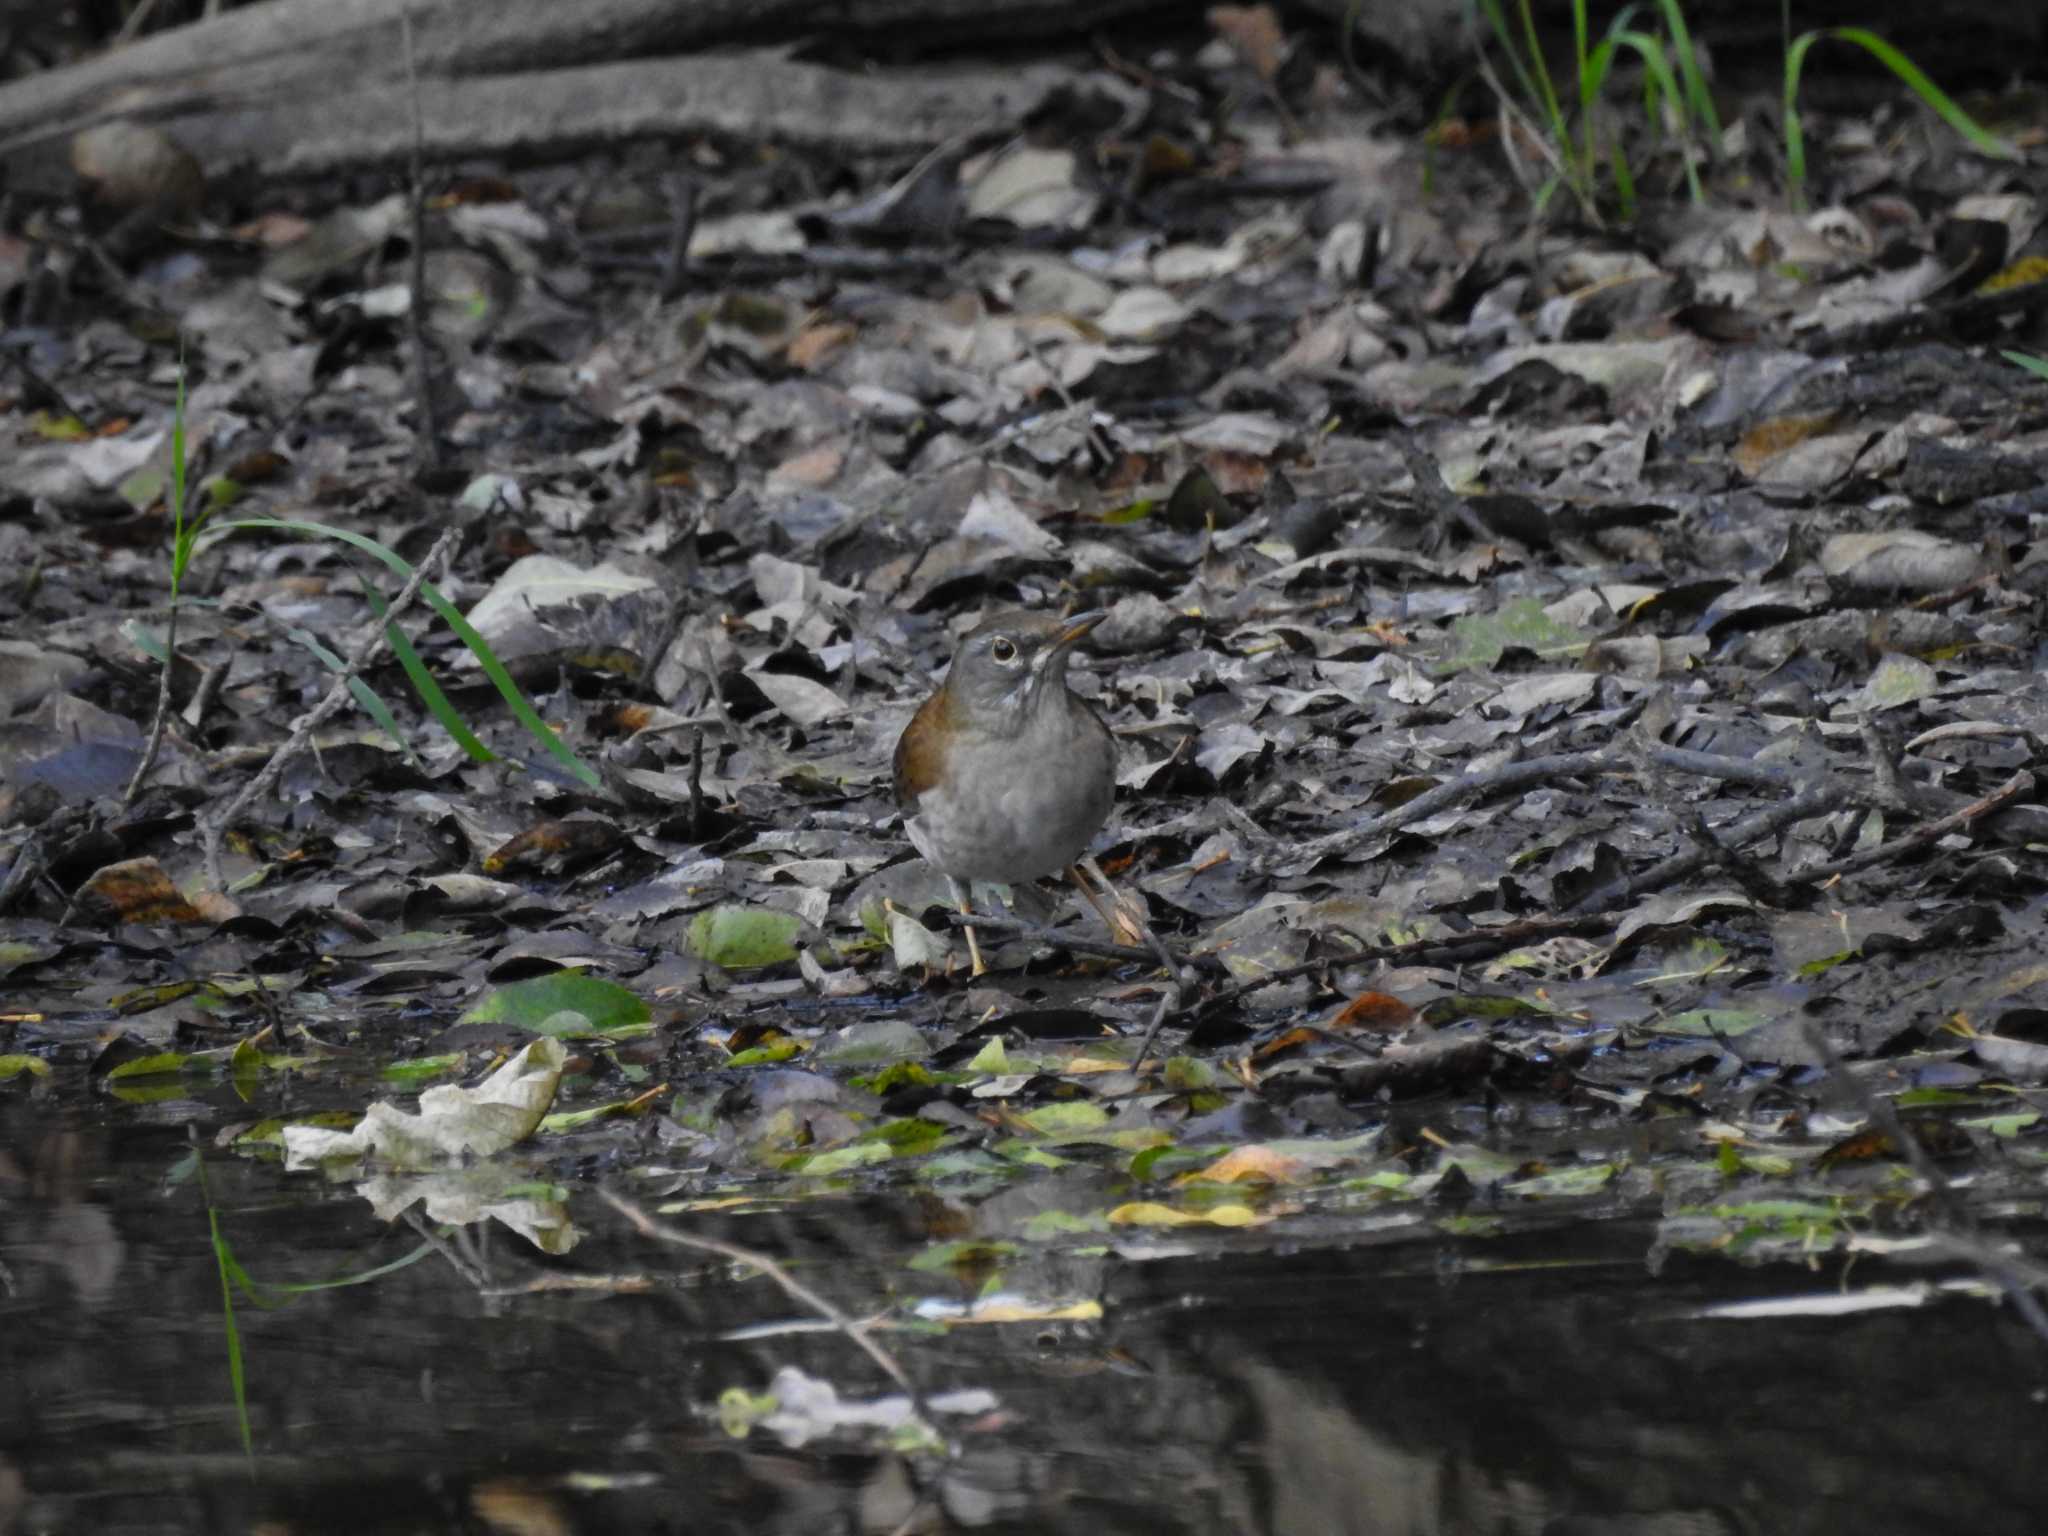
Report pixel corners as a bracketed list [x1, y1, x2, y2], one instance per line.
[2002, 351, 2048, 383]
[1515, 0, 1568, 145]
[1615, 29, 1703, 201]
[229, 1240, 437, 1307]
[356, 568, 494, 767]
[261, 1242, 437, 1294]
[1476, 0, 1594, 216]
[1783, 28, 1821, 210]
[283, 625, 419, 764]
[1652, 0, 1722, 143]
[1608, 127, 1637, 220]
[168, 357, 190, 595]
[1477, 0, 1548, 134]
[1580, 37, 1620, 113]
[1825, 27, 2017, 161]
[196, 1157, 255, 1466]
[1512, 0, 1577, 204]
[204, 518, 601, 789]
[1573, 0, 1593, 178]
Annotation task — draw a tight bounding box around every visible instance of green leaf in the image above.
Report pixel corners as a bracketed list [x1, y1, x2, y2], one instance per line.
[965, 1038, 1011, 1075]
[0, 1054, 51, 1082]
[108, 1051, 194, 1080]
[29, 410, 91, 441]
[792, 1141, 894, 1176]
[382, 1053, 466, 1086]
[1016, 1102, 1112, 1137]
[1437, 596, 1588, 673]
[1958, 1111, 2040, 1138]
[1709, 1198, 1841, 1226]
[685, 906, 802, 969]
[457, 970, 650, 1034]
[1503, 1160, 1620, 1197]
[908, 1239, 1020, 1272]
[727, 1039, 801, 1067]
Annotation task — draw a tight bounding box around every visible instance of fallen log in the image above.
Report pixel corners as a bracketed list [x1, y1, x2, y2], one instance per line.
[0, 0, 1158, 191]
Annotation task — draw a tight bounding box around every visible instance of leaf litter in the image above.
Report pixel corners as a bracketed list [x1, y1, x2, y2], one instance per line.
[3, 1, 2048, 1491]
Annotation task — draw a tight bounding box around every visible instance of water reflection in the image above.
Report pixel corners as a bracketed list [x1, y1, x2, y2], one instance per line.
[3, 1106, 2042, 1534]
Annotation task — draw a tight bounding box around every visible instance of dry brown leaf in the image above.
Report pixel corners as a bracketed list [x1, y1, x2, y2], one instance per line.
[1208, 5, 1285, 83]
[768, 439, 848, 491]
[79, 858, 204, 924]
[787, 321, 856, 372]
[1326, 991, 1418, 1034]
[1732, 413, 1838, 478]
[1201, 450, 1270, 497]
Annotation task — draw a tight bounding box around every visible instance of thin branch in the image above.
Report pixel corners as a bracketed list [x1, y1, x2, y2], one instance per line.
[121, 426, 210, 809]
[401, 10, 441, 475]
[658, 172, 698, 304]
[938, 908, 1221, 974]
[1786, 770, 2032, 887]
[1262, 744, 1814, 875]
[1564, 781, 1841, 914]
[120, 584, 181, 808]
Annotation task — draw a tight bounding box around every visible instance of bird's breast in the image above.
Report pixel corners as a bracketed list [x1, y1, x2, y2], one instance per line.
[902, 703, 1115, 884]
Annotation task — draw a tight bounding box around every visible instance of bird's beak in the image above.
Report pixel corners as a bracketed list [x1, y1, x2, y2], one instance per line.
[1052, 610, 1107, 651]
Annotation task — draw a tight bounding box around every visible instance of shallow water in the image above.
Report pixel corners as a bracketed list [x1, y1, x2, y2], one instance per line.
[6, 1091, 2045, 1536]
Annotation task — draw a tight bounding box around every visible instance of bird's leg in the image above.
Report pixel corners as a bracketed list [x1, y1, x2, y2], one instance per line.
[949, 876, 987, 977]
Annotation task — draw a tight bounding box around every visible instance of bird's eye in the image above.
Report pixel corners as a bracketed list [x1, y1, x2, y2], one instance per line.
[989, 636, 1018, 665]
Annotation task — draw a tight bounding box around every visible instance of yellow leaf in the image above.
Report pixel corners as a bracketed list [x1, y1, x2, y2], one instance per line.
[1187, 1145, 1308, 1185]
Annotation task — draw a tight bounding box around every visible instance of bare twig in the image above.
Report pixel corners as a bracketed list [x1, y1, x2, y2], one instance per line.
[1018, 327, 1112, 464]
[203, 526, 460, 889]
[1786, 770, 2032, 887]
[597, 1187, 938, 1432]
[120, 586, 182, 809]
[181, 657, 228, 732]
[687, 725, 706, 841]
[938, 908, 1220, 974]
[1263, 744, 1811, 875]
[658, 172, 698, 304]
[1564, 781, 1842, 915]
[1126, 987, 1179, 1081]
[0, 828, 45, 914]
[401, 11, 441, 475]
[402, 1207, 490, 1290]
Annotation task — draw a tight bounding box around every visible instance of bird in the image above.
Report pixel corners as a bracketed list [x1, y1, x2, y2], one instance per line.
[892, 607, 1124, 975]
